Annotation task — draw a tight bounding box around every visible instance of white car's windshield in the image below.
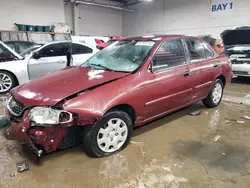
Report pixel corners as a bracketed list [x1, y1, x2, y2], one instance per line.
[20, 44, 43, 58]
[82, 40, 155, 72]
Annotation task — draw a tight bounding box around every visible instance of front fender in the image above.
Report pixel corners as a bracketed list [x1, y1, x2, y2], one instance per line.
[62, 74, 144, 125]
[0, 60, 29, 85]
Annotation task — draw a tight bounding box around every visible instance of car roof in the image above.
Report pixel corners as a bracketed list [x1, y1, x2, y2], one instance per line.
[4, 41, 35, 44]
[73, 41, 98, 50]
[124, 35, 199, 41]
[34, 40, 98, 52]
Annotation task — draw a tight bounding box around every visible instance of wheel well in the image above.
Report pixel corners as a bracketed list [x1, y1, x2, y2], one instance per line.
[217, 75, 226, 87]
[106, 104, 136, 124]
[0, 69, 19, 86]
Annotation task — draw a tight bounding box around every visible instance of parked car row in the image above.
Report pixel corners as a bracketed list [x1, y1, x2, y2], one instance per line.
[0, 35, 232, 158]
[0, 40, 98, 93]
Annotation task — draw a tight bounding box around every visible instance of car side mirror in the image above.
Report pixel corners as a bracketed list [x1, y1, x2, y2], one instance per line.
[32, 51, 41, 59]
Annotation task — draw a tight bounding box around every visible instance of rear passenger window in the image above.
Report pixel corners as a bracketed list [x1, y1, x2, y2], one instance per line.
[72, 44, 93, 55]
[185, 38, 206, 62]
[203, 43, 214, 59]
[152, 38, 186, 72]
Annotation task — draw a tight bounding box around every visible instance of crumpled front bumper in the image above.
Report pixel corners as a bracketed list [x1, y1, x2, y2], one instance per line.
[0, 113, 44, 157]
[0, 111, 70, 157]
[0, 111, 30, 142]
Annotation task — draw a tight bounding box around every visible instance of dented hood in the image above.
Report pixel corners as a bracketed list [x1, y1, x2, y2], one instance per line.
[221, 27, 250, 46]
[12, 67, 129, 106]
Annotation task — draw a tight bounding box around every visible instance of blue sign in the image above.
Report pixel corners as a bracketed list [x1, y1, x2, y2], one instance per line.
[212, 2, 233, 12]
[210, 0, 235, 16]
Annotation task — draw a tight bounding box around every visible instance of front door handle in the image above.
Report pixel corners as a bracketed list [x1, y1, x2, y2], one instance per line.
[213, 64, 219, 68]
[184, 71, 191, 77]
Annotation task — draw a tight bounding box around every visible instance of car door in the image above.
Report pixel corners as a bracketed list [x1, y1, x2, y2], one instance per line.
[184, 38, 218, 100]
[72, 43, 95, 66]
[27, 42, 69, 80]
[144, 38, 193, 117]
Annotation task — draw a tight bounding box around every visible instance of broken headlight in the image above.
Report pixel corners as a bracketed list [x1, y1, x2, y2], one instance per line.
[29, 107, 73, 125]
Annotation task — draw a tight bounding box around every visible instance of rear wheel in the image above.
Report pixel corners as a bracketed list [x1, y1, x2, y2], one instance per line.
[0, 71, 16, 94]
[83, 110, 133, 157]
[202, 79, 224, 108]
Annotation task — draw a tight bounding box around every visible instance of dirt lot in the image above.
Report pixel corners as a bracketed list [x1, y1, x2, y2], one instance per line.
[1, 78, 250, 188]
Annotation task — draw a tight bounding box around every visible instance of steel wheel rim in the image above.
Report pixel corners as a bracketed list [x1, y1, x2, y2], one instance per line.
[97, 118, 128, 153]
[212, 83, 222, 104]
[0, 73, 12, 92]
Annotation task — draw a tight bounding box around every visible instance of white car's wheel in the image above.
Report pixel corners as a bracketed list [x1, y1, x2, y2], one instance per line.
[0, 71, 16, 94]
[83, 111, 133, 157]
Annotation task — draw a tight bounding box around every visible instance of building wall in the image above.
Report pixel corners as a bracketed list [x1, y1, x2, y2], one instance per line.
[77, 3, 122, 36]
[123, 0, 250, 39]
[64, 2, 74, 31]
[64, 0, 123, 36]
[0, 0, 65, 31]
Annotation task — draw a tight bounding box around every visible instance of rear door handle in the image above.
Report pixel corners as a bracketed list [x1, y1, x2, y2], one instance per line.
[213, 64, 219, 68]
[184, 71, 191, 77]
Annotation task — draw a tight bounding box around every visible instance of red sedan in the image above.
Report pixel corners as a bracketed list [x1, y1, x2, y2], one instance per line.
[1, 35, 232, 157]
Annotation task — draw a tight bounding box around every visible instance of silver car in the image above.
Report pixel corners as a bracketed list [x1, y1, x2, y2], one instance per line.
[0, 41, 98, 93]
[221, 27, 250, 77]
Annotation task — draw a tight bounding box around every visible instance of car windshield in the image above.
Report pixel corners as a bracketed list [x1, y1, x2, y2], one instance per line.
[82, 40, 155, 72]
[20, 44, 43, 58]
[0, 43, 18, 62]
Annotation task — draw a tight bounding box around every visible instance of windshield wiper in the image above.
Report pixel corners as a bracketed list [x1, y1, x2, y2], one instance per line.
[90, 63, 115, 71]
[83, 61, 132, 73]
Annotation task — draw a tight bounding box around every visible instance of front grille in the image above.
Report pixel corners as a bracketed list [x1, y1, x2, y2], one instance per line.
[232, 71, 249, 75]
[7, 96, 25, 117]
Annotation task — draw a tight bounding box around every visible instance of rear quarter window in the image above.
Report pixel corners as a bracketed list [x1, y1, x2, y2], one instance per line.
[72, 44, 93, 54]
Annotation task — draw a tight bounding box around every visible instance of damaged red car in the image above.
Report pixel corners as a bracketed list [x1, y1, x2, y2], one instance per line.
[0, 35, 232, 157]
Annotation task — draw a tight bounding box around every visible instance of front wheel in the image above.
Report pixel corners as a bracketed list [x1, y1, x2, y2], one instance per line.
[202, 79, 224, 108]
[0, 71, 16, 94]
[83, 111, 133, 157]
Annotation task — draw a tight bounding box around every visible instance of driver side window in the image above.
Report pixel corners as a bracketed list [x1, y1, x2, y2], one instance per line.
[39, 43, 70, 58]
[152, 38, 186, 73]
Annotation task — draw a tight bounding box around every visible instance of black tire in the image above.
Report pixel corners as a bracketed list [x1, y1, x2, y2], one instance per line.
[83, 111, 133, 157]
[202, 79, 224, 108]
[0, 71, 17, 94]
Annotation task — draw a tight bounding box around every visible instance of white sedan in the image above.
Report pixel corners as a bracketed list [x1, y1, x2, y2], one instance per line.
[0, 41, 98, 93]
